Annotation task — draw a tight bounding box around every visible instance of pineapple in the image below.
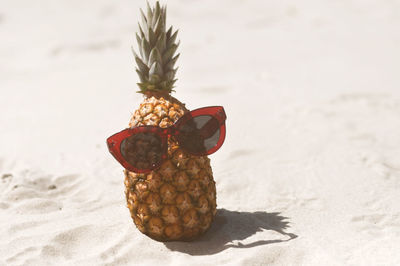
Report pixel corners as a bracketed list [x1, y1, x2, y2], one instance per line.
[124, 1, 217, 241]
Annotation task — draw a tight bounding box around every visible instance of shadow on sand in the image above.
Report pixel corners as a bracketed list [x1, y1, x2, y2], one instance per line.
[164, 208, 298, 255]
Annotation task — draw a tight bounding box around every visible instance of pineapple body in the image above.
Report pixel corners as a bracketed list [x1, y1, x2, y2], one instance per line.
[124, 94, 217, 241]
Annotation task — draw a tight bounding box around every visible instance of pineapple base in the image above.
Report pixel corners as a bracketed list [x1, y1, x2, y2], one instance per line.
[124, 151, 217, 241]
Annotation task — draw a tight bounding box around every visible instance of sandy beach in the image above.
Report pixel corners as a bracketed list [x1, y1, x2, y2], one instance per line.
[1, 0, 400, 265]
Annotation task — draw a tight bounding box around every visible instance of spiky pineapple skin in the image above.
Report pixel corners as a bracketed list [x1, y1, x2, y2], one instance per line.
[124, 94, 217, 241]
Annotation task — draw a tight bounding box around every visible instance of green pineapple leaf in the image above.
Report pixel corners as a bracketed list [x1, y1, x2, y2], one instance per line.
[133, 1, 179, 94]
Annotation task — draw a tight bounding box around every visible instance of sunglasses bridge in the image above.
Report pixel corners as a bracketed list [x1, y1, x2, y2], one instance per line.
[159, 125, 179, 137]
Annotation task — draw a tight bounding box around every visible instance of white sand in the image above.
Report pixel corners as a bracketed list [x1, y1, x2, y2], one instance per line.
[1, 0, 400, 265]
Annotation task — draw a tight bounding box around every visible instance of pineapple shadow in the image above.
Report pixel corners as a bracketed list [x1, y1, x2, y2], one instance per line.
[163, 208, 298, 255]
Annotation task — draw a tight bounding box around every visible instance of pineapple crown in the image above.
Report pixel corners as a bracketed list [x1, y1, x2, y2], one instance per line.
[133, 1, 180, 94]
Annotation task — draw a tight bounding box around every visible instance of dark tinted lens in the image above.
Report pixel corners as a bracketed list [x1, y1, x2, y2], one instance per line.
[120, 132, 163, 170]
[179, 115, 220, 154]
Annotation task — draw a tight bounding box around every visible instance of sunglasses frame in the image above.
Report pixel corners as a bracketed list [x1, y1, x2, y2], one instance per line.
[107, 106, 226, 173]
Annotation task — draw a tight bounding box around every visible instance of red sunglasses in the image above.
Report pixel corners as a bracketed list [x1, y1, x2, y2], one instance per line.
[107, 106, 226, 173]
